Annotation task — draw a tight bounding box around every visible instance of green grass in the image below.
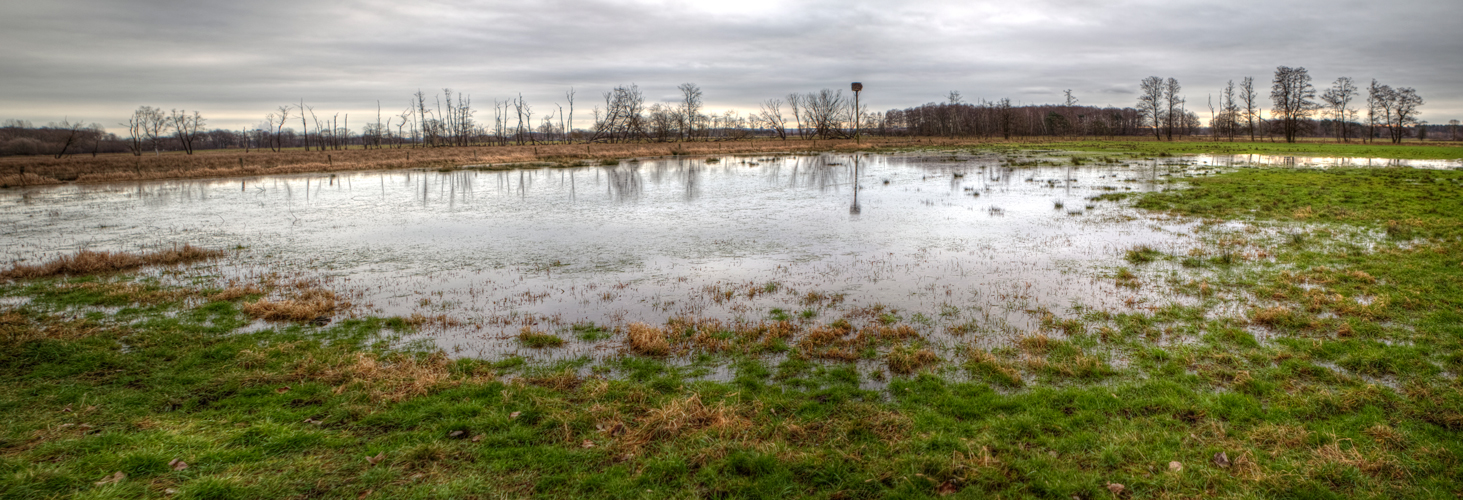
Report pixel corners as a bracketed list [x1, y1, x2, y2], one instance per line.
[5, 165, 1463, 498]
[1136, 167, 1463, 237]
[1041, 139, 1463, 160]
[518, 329, 566, 348]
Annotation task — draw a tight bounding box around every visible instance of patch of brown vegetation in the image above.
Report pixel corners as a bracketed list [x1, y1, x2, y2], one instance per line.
[290, 351, 490, 403]
[1308, 438, 1406, 479]
[242, 288, 343, 322]
[0, 310, 105, 345]
[621, 394, 751, 449]
[208, 283, 265, 301]
[1016, 334, 1054, 354]
[1249, 424, 1309, 454]
[0, 245, 226, 281]
[887, 345, 939, 374]
[524, 369, 581, 391]
[627, 322, 670, 356]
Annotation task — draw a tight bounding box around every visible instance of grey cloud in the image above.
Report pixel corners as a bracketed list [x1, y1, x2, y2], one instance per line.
[1, 0, 1458, 130]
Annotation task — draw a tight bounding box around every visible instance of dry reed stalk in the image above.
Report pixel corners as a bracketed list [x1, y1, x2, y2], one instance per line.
[0, 245, 226, 281]
[408, 313, 465, 329]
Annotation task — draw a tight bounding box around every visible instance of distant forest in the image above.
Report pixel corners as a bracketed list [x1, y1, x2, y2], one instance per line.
[2, 67, 1455, 157]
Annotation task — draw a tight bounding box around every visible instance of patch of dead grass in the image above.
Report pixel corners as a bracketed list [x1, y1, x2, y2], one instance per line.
[242, 288, 343, 323]
[0, 245, 226, 281]
[291, 351, 491, 403]
[627, 322, 669, 356]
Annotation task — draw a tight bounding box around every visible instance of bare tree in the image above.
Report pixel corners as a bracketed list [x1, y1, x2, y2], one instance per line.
[1320, 77, 1358, 142]
[50, 119, 85, 159]
[1215, 80, 1240, 141]
[1163, 78, 1183, 141]
[802, 89, 846, 139]
[787, 93, 805, 139]
[591, 84, 646, 142]
[1270, 66, 1318, 143]
[1366, 79, 1382, 143]
[759, 98, 788, 140]
[167, 109, 205, 154]
[565, 88, 575, 143]
[1385, 86, 1424, 144]
[1240, 77, 1258, 141]
[123, 106, 161, 156]
[1138, 77, 1164, 140]
[267, 106, 291, 152]
[678, 83, 703, 141]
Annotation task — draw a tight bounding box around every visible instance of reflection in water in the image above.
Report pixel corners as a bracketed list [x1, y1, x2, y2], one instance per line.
[605, 164, 643, 202]
[3, 150, 1450, 359]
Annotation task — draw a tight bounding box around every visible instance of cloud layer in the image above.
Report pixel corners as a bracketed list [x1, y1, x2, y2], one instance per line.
[3, 0, 1459, 130]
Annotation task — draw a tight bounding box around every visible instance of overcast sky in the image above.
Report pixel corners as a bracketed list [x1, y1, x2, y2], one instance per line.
[2, 0, 1459, 131]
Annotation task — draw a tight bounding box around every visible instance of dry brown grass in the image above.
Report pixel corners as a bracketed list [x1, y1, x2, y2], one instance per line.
[627, 322, 670, 356]
[0, 245, 226, 281]
[242, 288, 343, 322]
[1016, 334, 1054, 354]
[621, 394, 751, 449]
[0, 137, 964, 187]
[208, 283, 265, 301]
[289, 351, 491, 403]
[0, 310, 104, 345]
[1309, 438, 1406, 479]
[887, 345, 939, 374]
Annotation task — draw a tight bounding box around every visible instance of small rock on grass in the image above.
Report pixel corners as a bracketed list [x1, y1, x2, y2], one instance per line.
[1168, 461, 1183, 472]
[169, 459, 188, 471]
[95, 471, 125, 486]
[1106, 483, 1125, 495]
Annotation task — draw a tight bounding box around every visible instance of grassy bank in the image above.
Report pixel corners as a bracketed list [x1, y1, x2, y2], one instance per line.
[3, 167, 1463, 499]
[1043, 140, 1463, 160]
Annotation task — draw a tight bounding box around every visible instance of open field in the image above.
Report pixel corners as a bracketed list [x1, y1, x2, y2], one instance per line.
[2, 154, 1462, 498]
[2, 137, 1460, 188]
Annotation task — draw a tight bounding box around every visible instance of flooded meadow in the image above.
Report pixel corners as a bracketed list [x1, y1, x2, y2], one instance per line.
[1, 151, 1452, 363]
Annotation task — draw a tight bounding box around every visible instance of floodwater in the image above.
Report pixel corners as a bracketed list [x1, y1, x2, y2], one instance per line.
[0, 151, 1445, 358]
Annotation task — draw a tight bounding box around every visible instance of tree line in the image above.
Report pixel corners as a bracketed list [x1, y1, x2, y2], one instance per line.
[1162, 66, 1425, 144]
[1, 71, 1450, 157]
